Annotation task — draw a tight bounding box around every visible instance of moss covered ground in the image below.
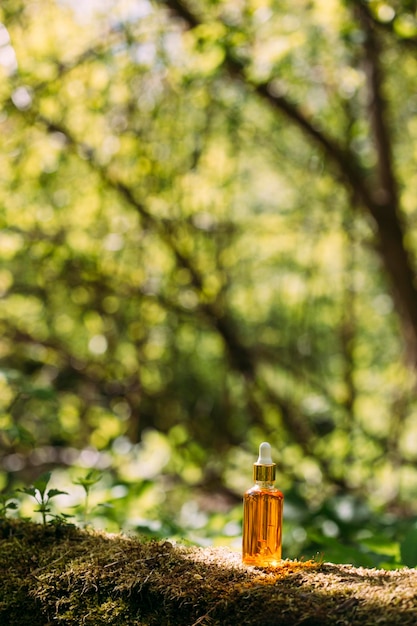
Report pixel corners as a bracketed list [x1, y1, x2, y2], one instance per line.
[1, 518, 417, 625]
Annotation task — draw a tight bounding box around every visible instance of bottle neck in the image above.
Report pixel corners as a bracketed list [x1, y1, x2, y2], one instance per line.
[253, 463, 276, 482]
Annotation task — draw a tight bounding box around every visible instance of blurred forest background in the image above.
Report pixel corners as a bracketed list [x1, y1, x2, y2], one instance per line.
[2, 0, 417, 566]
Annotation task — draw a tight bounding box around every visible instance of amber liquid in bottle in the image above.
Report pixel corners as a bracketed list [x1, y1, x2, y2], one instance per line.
[243, 481, 283, 566]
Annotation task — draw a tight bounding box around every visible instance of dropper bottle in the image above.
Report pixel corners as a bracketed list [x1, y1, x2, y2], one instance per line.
[242, 442, 284, 566]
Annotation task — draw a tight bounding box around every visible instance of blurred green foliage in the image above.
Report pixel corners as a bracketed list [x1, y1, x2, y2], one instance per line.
[1, 0, 417, 566]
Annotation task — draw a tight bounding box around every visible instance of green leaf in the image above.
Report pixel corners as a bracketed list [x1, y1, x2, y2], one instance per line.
[400, 527, 417, 567]
[13, 425, 36, 446]
[47, 489, 68, 500]
[73, 470, 102, 492]
[33, 472, 52, 498]
[19, 487, 37, 498]
[26, 386, 56, 400]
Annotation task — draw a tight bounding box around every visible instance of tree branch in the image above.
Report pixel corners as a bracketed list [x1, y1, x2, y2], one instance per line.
[160, 0, 417, 366]
[347, 0, 417, 50]
[159, 0, 375, 209]
[357, 3, 398, 206]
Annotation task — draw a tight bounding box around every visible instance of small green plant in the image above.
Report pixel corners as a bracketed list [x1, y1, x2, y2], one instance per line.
[73, 469, 103, 525]
[0, 492, 18, 517]
[20, 472, 68, 525]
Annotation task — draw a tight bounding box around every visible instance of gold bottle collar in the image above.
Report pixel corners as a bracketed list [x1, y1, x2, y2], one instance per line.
[253, 463, 276, 482]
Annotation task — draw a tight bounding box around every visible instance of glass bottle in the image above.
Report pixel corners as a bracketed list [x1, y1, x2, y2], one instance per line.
[242, 442, 284, 566]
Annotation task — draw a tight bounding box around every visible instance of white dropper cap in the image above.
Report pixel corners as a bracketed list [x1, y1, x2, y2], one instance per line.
[257, 442, 273, 465]
[253, 441, 276, 482]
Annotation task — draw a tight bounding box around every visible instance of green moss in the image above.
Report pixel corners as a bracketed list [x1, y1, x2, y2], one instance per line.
[1, 519, 417, 625]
